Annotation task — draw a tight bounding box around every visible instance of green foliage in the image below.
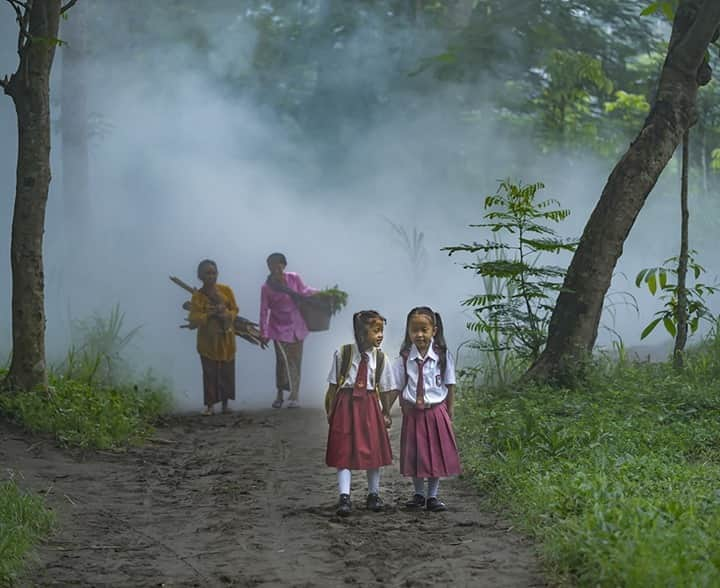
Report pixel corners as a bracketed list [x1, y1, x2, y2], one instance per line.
[635, 251, 718, 340]
[385, 220, 428, 282]
[444, 179, 577, 362]
[0, 370, 171, 449]
[603, 89, 651, 134]
[535, 49, 614, 146]
[640, 1, 678, 21]
[711, 147, 720, 171]
[456, 331, 720, 585]
[63, 304, 142, 387]
[318, 285, 349, 316]
[0, 479, 54, 585]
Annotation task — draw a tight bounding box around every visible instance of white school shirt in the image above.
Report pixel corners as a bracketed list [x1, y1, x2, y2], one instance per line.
[327, 344, 396, 392]
[392, 342, 456, 405]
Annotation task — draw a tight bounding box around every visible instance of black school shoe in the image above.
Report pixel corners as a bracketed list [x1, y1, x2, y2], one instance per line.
[426, 497, 448, 512]
[336, 493, 352, 517]
[404, 494, 426, 509]
[366, 493, 384, 512]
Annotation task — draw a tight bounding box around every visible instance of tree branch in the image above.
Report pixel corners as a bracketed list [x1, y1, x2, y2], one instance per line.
[4, 0, 34, 55]
[60, 0, 77, 15]
[672, 0, 720, 74]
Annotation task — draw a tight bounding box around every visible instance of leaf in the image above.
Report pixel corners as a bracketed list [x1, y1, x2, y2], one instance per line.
[663, 316, 677, 337]
[647, 272, 657, 295]
[635, 269, 647, 287]
[661, 2, 675, 21]
[690, 316, 699, 333]
[640, 3, 659, 16]
[641, 317, 662, 339]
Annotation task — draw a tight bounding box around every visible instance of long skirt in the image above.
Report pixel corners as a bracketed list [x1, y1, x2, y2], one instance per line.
[326, 389, 392, 470]
[274, 340, 303, 401]
[400, 402, 461, 478]
[200, 356, 236, 406]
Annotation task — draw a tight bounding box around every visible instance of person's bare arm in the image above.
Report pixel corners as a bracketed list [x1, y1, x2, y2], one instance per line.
[446, 384, 455, 420]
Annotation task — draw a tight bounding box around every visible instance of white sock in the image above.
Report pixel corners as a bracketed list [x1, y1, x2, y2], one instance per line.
[427, 477, 440, 498]
[337, 468, 351, 495]
[413, 477, 425, 496]
[366, 469, 380, 495]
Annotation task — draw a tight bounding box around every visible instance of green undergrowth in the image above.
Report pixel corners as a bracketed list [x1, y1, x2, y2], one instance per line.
[0, 369, 172, 450]
[456, 337, 720, 586]
[0, 479, 54, 586]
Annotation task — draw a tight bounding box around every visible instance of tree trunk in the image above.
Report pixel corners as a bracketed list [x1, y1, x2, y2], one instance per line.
[700, 124, 709, 199]
[2, 0, 64, 392]
[525, 0, 720, 385]
[61, 0, 89, 256]
[673, 129, 690, 369]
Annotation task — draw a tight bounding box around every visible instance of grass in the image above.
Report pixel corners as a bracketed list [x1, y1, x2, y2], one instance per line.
[0, 306, 170, 583]
[455, 335, 720, 586]
[0, 305, 172, 450]
[0, 479, 54, 586]
[0, 370, 172, 449]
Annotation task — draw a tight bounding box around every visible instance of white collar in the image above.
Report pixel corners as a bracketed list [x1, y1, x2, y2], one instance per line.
[356, 344, 376, 358]
[408, 340, 438, 362]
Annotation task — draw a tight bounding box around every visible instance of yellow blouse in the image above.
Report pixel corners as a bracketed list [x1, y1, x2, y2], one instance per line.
[188, 284, 238, 361]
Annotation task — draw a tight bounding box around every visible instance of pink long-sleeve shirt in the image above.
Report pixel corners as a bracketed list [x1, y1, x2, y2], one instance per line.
[259, 271, 319, 343]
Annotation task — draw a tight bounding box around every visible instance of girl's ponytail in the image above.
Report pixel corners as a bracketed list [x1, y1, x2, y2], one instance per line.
[432, 311, 449, 377]
[352, 312, 363, 351]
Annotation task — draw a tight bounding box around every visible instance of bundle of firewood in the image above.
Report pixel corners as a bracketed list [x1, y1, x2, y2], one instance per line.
[170, 276, 267, 349]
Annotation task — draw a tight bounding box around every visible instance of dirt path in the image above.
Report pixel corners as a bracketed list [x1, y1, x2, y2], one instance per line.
[1, 409, 544, 587]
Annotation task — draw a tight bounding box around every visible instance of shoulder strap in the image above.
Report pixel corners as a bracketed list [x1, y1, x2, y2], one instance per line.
[336, 344, 353, 387]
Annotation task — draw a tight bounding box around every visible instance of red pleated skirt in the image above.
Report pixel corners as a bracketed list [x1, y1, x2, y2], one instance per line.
[400, 402, 461, 478]
[326, 389, 392, 470]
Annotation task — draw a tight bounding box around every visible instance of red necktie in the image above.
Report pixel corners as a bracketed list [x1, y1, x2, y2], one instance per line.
[415, 357, 429, 408]
[353, 352, 369, 398]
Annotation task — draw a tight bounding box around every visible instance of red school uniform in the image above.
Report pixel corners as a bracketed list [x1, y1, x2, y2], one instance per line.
[393, 342, 461, 478]
[325, 345, 393, 470]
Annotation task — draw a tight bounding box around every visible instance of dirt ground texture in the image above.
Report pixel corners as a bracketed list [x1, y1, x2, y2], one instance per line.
[1, 408, 544, 587]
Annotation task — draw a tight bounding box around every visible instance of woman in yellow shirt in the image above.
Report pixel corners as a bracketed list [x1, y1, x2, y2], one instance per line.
[188, 259, 239, 415]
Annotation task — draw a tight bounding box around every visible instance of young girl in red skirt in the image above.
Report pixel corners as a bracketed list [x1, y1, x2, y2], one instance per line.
[325, 310, 396, 517]
[391, 306, 461, 512]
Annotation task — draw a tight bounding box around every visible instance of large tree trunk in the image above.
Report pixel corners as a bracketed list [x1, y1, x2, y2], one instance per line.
[525, 0, 720, 384]
[60, 0, 89, 255]
[1, 0, 64, 392]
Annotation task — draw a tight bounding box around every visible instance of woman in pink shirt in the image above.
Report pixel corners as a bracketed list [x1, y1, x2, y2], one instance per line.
[260, 252, 319, 408]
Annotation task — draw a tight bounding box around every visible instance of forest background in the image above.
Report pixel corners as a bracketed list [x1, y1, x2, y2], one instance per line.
[2, 0, 716, 407]
[3, 2, 720, 585]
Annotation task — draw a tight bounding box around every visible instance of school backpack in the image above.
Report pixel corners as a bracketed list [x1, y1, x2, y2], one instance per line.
[324, 344, 386, 414]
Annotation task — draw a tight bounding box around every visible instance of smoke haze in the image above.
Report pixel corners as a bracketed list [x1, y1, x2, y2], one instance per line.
[1, 3, 717, 411]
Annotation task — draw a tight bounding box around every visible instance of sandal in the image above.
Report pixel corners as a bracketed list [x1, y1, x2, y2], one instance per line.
[201, 408, 214, 416]
[272, 399, 283, 409]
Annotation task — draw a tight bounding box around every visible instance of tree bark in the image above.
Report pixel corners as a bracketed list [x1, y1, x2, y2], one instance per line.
[61, 0, 89, 255]
[525, 0, 720, 385]
[700, 124, 708, 199]
[2, 0, 64, 392]
[673, 129, 690, 369]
